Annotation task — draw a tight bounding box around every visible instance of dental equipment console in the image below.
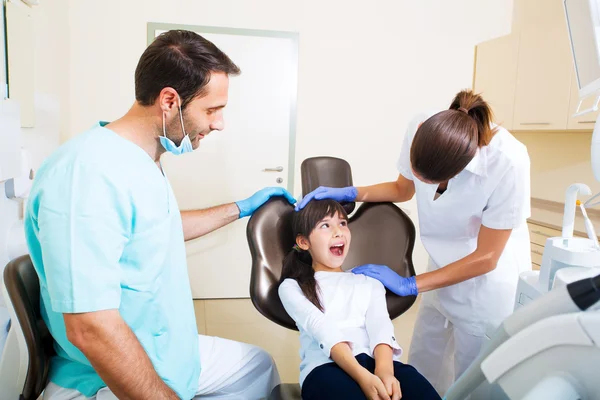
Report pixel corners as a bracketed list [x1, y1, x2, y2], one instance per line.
[446, 274, 600, 400]
[444, 1, 600, 399]
[515, 183, 600, 311]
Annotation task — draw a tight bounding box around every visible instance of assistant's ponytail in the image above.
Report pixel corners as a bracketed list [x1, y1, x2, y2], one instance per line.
[410, 89, 498, 183]
[449, 90, 496, 146]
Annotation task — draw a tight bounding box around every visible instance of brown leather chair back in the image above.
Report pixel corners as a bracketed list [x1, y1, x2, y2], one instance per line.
[4, 255, 54, 400]
[247, 157, 417, 331]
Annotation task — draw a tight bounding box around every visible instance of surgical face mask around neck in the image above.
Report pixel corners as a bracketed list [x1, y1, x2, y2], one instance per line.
[160, 97, 193, 155]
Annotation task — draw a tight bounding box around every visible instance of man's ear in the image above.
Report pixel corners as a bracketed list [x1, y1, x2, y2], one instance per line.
[296, 235, 310, 251]
[158, 87, 179, 113]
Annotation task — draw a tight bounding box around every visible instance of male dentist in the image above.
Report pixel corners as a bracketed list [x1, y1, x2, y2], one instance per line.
[25, 30, 293, 400]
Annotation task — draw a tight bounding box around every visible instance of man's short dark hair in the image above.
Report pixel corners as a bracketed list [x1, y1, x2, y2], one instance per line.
[135, 30, 241, 109]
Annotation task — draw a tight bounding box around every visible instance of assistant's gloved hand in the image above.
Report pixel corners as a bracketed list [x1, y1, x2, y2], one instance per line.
[352, 264, 418, 296]
[236, 187, 296, 218]
[295, 186, 358, 211]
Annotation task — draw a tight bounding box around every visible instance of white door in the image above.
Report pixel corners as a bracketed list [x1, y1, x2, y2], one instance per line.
[150, 25, 298, 299]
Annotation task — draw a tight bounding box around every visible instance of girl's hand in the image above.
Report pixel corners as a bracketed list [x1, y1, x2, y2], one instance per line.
[377, 372, 402, 400]
[357, 370, 392, 400]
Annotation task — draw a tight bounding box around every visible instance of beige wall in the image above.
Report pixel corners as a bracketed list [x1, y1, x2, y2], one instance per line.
[60, 0, 514, 274]
[514, 131, 600, 203]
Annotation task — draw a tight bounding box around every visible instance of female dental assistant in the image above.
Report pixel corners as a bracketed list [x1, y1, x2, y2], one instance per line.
[296, 90, 532, 395]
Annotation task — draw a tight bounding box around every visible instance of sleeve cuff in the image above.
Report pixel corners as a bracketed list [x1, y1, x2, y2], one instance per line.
[318, 334, 354, 358]
[51, 292, 121, 313]
[397, 165, 413, 181]
[481, 218, 518, 230]
[370, 334, 403, 358]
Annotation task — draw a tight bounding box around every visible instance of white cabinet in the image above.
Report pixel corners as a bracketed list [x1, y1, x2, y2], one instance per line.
[512, 0, 574, 130]
[0, 99, 23, 181]
[473, 0, 591, 132]
[473, 34, 520, 130]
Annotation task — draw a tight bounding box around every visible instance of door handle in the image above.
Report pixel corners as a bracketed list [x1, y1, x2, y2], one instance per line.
[263, 166, 284, 172]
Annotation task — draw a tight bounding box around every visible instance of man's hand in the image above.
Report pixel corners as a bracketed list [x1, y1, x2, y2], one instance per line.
[356, 370, 392, 400]
[235, 187, 296, 218]
[181, 187, 295, 241]
[64, 310, 179, 400]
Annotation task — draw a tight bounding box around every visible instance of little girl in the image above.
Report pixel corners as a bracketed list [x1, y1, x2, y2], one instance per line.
[278, 199, 440, 400]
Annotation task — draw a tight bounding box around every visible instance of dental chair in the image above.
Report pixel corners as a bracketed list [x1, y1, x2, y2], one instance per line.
[0, 255, 54, 400]
[247, 156, 418, 400]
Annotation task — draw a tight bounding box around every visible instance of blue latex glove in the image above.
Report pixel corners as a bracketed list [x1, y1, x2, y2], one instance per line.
[295, 186, 358, 211]
[236, 187, 296, 218]
[352, 264, 418, 296]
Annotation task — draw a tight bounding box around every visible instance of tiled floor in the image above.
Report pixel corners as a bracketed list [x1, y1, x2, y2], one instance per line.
[194, 296, 421, 384]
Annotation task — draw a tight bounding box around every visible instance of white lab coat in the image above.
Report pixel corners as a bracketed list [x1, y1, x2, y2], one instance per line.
[396, 111, 532, 395]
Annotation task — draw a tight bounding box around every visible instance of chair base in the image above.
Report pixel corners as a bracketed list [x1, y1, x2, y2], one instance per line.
[269, 383, 301, 400]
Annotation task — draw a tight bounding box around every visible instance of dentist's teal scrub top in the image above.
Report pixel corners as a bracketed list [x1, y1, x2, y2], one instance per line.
[24, 122, 200, 399]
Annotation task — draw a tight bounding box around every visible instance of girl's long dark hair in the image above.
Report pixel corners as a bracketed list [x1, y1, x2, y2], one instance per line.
[280, 199, 348, 312]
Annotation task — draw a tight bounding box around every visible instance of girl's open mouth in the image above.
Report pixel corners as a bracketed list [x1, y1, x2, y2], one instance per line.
[330, 244, 345, 256]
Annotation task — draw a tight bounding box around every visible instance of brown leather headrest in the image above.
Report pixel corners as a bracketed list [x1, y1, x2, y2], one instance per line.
[301, 156, 355, 214]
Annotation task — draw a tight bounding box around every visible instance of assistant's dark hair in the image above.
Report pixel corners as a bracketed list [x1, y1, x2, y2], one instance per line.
[135, 30, 241, 109]
[280, 200, 348, 312]
[410, 90, 497, 183]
